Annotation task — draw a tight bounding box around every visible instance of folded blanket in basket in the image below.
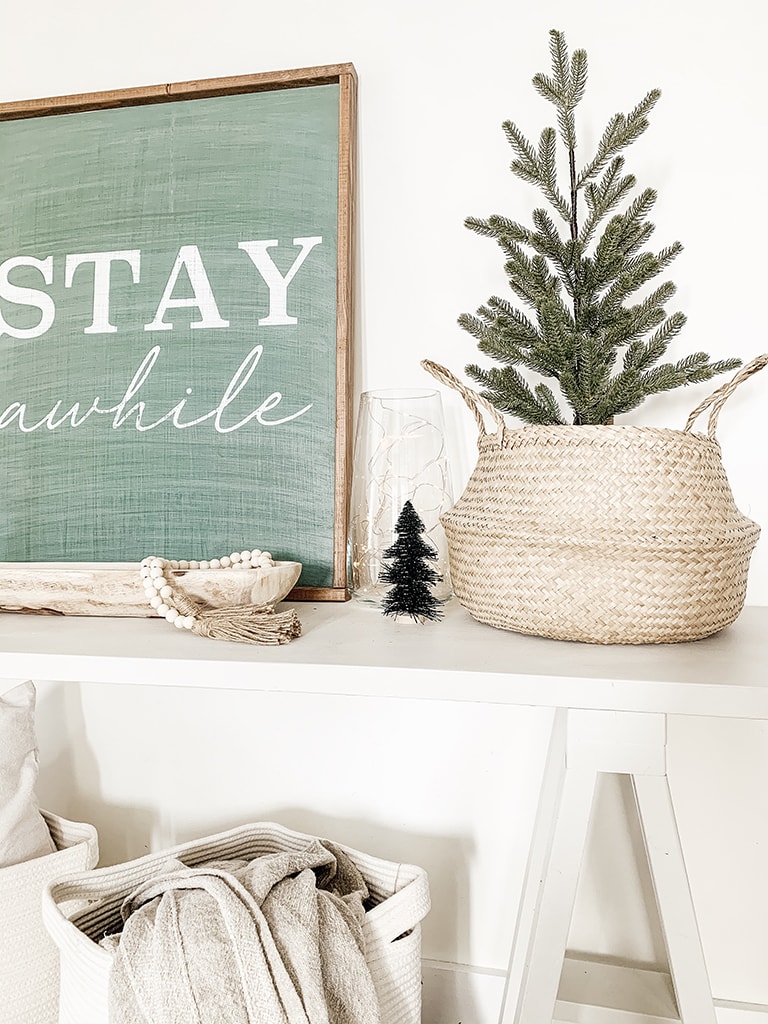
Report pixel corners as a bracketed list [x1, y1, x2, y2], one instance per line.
[100, 838, 382, 1024]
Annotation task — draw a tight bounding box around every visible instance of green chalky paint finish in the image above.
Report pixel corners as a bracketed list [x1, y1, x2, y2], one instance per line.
[0, 85, 341, 587]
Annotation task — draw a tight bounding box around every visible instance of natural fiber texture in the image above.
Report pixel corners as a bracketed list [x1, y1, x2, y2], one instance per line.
[423, 356, 768, 644]
[0, 811, 98, 1024]
[102, 843, 381, 1024]
[43, 820, 430, 1024]
[172, 589, 303, 645]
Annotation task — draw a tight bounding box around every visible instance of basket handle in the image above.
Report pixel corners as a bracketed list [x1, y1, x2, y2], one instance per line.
[421, 359, 505, 443]
[684, 354, 768, 438]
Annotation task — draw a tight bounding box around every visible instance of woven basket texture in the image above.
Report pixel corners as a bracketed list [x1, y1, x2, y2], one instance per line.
[423, 356, 768, 644]
[0, 810, 98, 1024]
[42, 820, 431, 1024]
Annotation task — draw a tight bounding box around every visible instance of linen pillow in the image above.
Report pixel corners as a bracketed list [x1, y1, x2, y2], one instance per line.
[0, 680, 56, 867]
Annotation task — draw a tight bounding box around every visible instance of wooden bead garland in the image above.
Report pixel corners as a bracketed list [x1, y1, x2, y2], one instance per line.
[139, 553, 302, 645]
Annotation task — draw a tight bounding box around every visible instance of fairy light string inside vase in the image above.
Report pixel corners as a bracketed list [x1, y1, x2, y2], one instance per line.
[139, 550, 301, 645]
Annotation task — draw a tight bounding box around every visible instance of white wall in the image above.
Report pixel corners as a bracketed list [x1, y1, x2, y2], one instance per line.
[2, 1, 766, 600]
[3, 0, 768, 1017]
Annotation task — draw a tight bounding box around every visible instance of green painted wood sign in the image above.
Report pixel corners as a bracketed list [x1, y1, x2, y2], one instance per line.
[0, 65, 356, 599]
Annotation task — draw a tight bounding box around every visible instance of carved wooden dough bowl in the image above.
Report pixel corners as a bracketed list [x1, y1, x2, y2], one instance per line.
[0, 561, 302, 616]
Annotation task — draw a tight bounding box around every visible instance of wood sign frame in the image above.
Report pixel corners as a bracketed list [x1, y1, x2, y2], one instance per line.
[0, 63, 356, 603]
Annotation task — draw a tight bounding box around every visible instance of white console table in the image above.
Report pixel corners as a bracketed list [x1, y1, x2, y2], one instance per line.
[1, 600, 765, 1024]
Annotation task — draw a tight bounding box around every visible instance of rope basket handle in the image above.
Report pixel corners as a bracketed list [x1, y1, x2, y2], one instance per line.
[684, 354, 768, 438]
[421, 359, 505, 442]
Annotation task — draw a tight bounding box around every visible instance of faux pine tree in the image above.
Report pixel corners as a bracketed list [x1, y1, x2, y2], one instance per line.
[460, 29, 740, 425]
[379, 501, 443, 622]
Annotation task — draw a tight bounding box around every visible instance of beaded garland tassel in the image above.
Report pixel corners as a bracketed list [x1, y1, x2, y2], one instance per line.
[140, 550, 302, 645]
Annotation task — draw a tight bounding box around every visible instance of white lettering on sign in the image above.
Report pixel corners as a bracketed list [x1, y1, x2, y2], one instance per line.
[0, 256, 56, 339]
[65, 250, 141, 334]
[0, 238, 323, 338]
[0, 345, 313, 434]
[144, 245, 230, 332]
[238, 237, 323, 326]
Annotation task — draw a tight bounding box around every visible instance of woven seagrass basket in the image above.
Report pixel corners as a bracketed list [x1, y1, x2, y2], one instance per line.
[423, 355, 768, 644]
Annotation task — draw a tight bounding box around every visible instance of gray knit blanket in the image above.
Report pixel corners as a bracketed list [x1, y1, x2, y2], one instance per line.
[100, 839, 382, 1024]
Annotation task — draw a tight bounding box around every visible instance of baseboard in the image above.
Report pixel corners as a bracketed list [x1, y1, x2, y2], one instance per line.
[421, 957, 506, 1024]
[421, 956, 768, 1024]
[713, 1005, 768, 1024]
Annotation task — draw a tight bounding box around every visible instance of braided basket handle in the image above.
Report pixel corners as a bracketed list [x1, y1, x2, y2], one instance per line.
[421, 359, 505, 443]
[684, 354, 768, 438]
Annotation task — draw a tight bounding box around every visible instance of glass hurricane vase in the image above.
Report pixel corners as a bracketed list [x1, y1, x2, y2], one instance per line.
[349, 388, 454, 606]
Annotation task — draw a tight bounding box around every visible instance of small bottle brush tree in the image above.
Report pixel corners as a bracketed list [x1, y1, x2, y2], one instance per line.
[460, 29, 740, 425]
[379, 500, 443, 622]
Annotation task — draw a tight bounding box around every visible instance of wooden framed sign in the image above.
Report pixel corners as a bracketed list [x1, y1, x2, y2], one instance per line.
[0, 64, 356, 601]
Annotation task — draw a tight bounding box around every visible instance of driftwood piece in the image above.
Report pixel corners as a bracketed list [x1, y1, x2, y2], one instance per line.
[0, 562, 302, 617]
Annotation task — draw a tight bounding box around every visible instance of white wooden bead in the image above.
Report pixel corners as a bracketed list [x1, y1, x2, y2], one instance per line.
[140, 546, 285, 635]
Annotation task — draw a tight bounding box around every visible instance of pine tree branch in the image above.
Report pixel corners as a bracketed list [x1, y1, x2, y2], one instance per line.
[537, 128, 572, 221]
[458, 297, 542, 366]
[620, 312, 687, 376]
[548, 28, 572, 94]
[577, 89, 661, 187]
[503, 119, 540, 183]
[580, 160, 637, 247]
[532, 73, 562, 108]
[466, 363, 566, 424]
[570, 47, 588, 106]
[464, 214, 530, 243]
[535, 296, 577, 373]
[483, 296, 542, 346]
[534, 382, 566, 423]
[530, 208, 575, 294]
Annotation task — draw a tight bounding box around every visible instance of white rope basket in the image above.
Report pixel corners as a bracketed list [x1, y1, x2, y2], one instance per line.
[0, 810, 98, 1024]
[42, 820, 431, 1024]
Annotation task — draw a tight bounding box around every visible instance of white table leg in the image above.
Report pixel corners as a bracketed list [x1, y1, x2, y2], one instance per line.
[499, 708, 598, 1024]
[633, 774, 717, 1024]
[499, 709, 715, 1024]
